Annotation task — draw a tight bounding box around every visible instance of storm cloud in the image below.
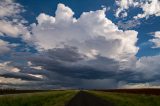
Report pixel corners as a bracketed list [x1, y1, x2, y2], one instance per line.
[0, 2, 160, 89]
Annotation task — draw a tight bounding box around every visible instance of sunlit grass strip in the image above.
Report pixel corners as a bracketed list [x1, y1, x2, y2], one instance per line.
[0, 90, 78, 106]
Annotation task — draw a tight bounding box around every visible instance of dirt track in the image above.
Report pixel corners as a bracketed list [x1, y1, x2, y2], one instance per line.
[65, 91, 114, 106]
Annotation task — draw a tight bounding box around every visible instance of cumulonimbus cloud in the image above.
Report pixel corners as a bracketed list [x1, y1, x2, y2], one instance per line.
[32, 3, 139, 62]
[1, 2, 160, 89]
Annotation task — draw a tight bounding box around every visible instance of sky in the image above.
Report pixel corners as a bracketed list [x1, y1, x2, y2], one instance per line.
[0, 0, 160, 89]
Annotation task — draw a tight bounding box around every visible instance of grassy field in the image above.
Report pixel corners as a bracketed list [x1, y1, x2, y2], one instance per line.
[0, 90, 77, 106]
[1, 90, 160, 106]
[89, 91, 160, 106]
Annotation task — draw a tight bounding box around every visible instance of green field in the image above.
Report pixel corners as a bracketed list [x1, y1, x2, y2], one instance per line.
[1, 90, 160, 106]
[89, 91, 160, 106]
[0, 90, 77, 106]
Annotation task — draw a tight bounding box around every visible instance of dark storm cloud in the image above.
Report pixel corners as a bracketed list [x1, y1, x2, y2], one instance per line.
[29, 47, 121, 79]
[28, 47, 146, 84]
[29, 47, 160, 88]
[46, 46, 84, 62]
[0, 72, 43, 81]
[1, 46, 160, 89]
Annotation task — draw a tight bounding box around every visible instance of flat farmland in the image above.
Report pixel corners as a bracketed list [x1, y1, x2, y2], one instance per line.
[0, 89, 160, 106]
[0, 90, 77, 106]
[89, 89, 160, 106]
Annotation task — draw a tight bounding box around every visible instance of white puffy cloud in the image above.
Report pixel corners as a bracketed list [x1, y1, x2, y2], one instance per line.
[0, 77, 27, 85]
[150, 31, 160, 48]
[0, 61, 28, 87]
[0, 39, 10, 55]
[55, 3, 75, 22]
[0, 20, 31, 39]
[0, 61, 20, 73]
[0, 0, 22, 18]
[0, 21, 21, 37]
[120, 82, 160, 88]
[115, 0, 139, 17]
[135, 0, 160, 19]
[36, 13, 55, 25]
[135, 55, 160, 79]
[32, 3, 139, 62]
[115, 0, 160, 19]
[116, 55, 160, 88]
[28, 74, 44, 79]
[116, 0, 137, 9]
[0, 0, 31, 39]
